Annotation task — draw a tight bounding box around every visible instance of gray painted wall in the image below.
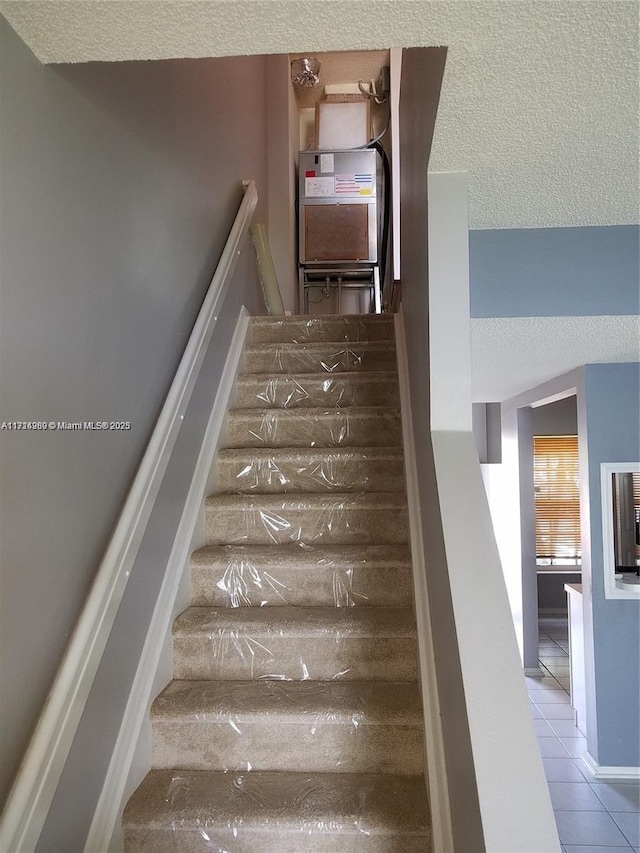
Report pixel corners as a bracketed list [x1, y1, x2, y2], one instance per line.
[537, 573, 581, 610]
[582, 363, 640, 767]
[469, 225, 640, 318]
[37, 256, 261, 850]
[532, 395, 578, 436]
[0, 16, 268, 810]
[472, 401, 501, 463]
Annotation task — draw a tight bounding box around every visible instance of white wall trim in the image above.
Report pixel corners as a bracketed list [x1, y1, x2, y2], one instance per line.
[394, 310, 454, 853]
[582, 752, 640, 781]
[0, 181, 258, 853]
[85, 307, 251, 853]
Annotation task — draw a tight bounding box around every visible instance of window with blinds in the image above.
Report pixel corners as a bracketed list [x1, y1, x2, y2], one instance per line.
[533, 435, 581, 562]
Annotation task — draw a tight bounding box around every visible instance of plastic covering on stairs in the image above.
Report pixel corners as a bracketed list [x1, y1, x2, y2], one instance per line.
[123, 315, 431, 852]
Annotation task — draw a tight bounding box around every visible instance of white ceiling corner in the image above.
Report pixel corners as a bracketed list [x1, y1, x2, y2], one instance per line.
[471, 315, 640, 402]
[1, 2, 638, 403]
[0, 0, 638, 230]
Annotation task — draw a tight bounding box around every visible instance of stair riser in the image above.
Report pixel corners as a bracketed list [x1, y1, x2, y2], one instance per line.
[125, 830, 429, 853]
[250, 317, 396, 345]
[235, 377, 399, 409]
[152, 722, 423, 774]
[217, 456, 405, 494]
[226, 411, 402, 448]
[205, 506, 408, 546]
[243, 347, 397, 374]
[192, 565, 413, 607]
[173, 636, 418, 682]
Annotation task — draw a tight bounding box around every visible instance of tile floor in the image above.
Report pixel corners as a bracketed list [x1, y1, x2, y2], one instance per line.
[529, 615, 640, 852]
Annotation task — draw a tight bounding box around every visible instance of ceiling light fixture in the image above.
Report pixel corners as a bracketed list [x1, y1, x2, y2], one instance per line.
[291, 58, 321, 87]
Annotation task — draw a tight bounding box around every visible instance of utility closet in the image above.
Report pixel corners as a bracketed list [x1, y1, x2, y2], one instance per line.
[288, 50, 397, 316]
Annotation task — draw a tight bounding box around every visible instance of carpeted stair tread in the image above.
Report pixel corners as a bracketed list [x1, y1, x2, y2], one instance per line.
[217, 446, 405, 493]
[152, 679, 422, 723]
[243, 341, 397, 374]
[205, 491, 407, 510]
[173, 605, 417, 638]
[123, 314, 431, 851]
[190, 543, 413, 607]
[123, 769, 429, 832]
[192, 542, 412, 570]
[172, 606, 418, 681]
[250, 314, 396, 344]
[235, 371, 400, 409]
[225, 406, 403, 448]
[204, 491, 408, 546]
[149, 680, 424, 775]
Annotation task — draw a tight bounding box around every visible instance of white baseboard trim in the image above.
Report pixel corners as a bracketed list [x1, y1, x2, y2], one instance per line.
[394, 310, 454, 853]
[0, 183, 258, 853]
[582, 752, 640, 781]
[84, 307, 251, 853]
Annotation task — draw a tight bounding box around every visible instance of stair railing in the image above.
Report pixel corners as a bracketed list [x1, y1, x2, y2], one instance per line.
[0, 181, 258, 853]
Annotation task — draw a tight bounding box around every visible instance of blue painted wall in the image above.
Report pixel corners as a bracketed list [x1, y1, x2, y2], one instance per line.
[584, 363, 640, 767]
[470, 226, 639, 318]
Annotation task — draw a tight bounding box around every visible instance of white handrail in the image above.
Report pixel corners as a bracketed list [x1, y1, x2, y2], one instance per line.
[0, 180, 258, 853]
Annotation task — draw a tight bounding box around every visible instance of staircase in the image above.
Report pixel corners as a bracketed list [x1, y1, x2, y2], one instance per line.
[123, 314, 431, 852]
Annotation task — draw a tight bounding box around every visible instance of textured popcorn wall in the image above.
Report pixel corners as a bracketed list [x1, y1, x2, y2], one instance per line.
[0, 0, 638, 229]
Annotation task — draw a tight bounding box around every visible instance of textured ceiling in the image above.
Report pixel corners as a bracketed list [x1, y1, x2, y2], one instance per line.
[1, 0, 638, 229]
[471, 315, 640, 401]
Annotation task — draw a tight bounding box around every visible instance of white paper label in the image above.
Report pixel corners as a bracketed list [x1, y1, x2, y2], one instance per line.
[305, 176, 335, 197]
[320, 153, 335, 173]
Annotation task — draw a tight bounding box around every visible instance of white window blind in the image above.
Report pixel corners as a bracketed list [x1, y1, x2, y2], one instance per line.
[534, 435, 581, 560]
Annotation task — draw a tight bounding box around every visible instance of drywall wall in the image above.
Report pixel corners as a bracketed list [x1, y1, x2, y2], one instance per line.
[428, 174, 472, 431]
[582, 363, 640, 768]
[266, 54, 297, 312]
[0, 15, 267, 811]
[473, 402, 501, 464]
[532, 395, 578, 436]
[537, 572, 581, 611]
[469, 226, 640, 318]
[36, 259, 261, 851]
[400, 46, 485, 852]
